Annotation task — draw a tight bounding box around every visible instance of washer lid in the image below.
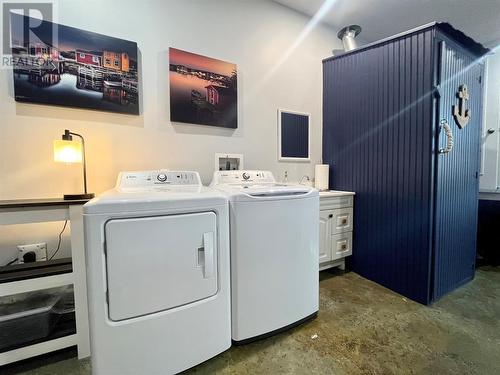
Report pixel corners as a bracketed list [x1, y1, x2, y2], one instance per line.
[210, 170, 317, 200]
[214, 183, 317, 202]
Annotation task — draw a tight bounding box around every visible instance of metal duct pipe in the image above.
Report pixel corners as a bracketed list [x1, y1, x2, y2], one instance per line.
[337, 25, 362, 52]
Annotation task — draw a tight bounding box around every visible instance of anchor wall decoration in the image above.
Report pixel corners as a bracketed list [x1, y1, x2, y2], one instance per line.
[453, 84, 471, 128]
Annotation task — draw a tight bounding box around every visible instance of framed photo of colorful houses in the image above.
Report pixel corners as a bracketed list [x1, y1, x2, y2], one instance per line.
[169, 48, 237, 128]
[10, 13, 139, 115]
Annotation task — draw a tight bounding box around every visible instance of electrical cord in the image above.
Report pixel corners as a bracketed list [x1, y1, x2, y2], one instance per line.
[299, 175, 311, 185]
[49, 220, 69, 260]
[1, 220, 68, 266]
[2, 258, 18, 267]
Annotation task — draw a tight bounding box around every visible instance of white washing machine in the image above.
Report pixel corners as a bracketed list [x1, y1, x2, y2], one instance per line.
[84, 170, 231, 375]
[210, 170, 319, 344]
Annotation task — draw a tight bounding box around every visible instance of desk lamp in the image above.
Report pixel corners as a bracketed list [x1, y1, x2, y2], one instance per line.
[53, 129, 94, 200]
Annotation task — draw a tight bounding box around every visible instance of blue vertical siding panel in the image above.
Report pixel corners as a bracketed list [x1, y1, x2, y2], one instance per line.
[323, 28, 436, 304]
[432, 34, 484, 301]
[421, 30, 435, 299]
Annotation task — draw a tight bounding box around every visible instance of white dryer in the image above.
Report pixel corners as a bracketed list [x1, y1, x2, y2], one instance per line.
[210, 170, 319, 344]
[84, 170, 231, 375]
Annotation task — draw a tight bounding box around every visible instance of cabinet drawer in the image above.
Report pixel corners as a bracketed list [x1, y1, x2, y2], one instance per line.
[331, 232, 352, 260]
[320, 196, 353, 210]
[329, 207, 353, 234]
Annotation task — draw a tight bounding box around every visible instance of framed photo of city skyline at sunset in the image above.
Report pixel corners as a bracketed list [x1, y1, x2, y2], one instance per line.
[10, 13, 139, 115]
[169, 48, 237, 128]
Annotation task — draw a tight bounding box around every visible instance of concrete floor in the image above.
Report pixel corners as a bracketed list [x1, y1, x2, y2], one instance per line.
[4, 267, 500, 375]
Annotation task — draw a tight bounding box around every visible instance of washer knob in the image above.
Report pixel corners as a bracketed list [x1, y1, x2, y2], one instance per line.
[242, 172, 250, 180]
[157, 173, 167, 182]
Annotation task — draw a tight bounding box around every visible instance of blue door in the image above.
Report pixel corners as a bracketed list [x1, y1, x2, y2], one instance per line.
[432, 39, 484, 301]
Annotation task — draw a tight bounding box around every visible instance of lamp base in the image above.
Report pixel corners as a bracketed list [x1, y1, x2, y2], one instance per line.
[63, 193, 95, 200]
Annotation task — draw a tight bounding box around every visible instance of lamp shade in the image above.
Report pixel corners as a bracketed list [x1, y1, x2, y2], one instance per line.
[53, 140, 82, 163]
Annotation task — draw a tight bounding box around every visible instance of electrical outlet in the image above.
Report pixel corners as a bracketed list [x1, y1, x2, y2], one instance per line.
[17, 243, 47, 263]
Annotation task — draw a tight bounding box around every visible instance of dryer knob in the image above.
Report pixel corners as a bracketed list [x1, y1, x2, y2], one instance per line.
[242, 172, 250, 180]
[157, 174, 167, 182]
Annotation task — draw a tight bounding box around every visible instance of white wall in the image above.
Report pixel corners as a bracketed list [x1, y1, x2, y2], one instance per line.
[480, 52, 500, 191]
[0, 0, 341, 264]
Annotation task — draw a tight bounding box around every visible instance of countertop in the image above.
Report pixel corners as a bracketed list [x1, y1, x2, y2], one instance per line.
[319, 190, 355, 198]
[479, 191, 500, 201]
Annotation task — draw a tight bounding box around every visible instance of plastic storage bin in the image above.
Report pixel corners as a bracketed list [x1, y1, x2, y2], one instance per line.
[51, 286, 76, 326]
[0, 286, 73, 351]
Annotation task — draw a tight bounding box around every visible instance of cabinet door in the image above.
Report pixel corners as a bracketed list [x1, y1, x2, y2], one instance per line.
[319, 211, 332, 263]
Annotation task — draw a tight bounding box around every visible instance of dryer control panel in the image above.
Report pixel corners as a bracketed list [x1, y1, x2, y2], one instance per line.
[211, 170, 275, 185]
[116, 170, 201, 191]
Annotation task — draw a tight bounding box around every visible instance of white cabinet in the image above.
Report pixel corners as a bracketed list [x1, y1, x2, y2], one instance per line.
[319, 211, 331, 263]
[319, 191, 355, 271]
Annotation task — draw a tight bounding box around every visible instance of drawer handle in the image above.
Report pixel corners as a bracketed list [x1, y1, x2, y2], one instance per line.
[341, 244, 347, 251]
[328, 214, 333, 218]
[341, 218, 348, 225]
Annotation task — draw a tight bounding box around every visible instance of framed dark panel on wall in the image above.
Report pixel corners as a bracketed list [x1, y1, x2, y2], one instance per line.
[278, 109, 310, 161]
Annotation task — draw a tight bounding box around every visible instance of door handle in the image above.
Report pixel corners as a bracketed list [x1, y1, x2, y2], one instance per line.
[439, 119, 454, 154]
[202, 232, 214, 279]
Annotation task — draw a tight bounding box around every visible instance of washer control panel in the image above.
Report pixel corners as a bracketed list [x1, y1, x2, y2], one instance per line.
[117, 170, 201, 191]
[212, 170, 275, 185]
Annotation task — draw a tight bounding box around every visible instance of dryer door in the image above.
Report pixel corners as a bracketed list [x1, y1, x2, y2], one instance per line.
[104, 212, 218, 321]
